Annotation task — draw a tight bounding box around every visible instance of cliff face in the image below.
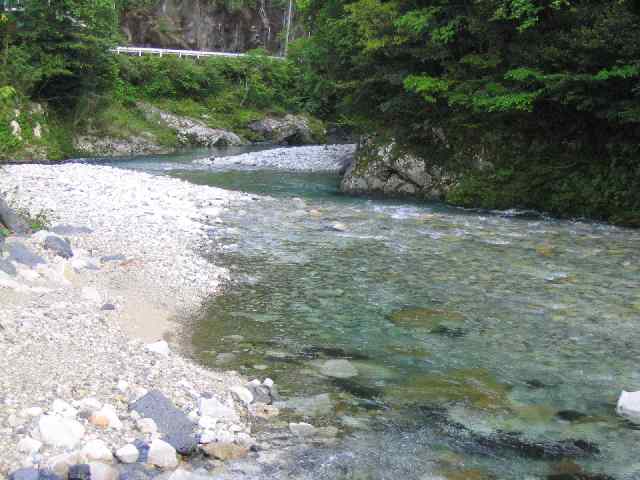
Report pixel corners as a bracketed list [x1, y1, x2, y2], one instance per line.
[341, 138, 458, 200]
[121, 0, 293, 54]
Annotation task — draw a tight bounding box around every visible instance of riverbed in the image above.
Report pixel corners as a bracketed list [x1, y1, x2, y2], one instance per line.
[108, 145, 640, 480]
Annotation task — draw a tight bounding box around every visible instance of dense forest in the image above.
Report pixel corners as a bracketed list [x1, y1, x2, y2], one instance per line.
[1, 0, 639, 224]
[292, 0, 640, 224]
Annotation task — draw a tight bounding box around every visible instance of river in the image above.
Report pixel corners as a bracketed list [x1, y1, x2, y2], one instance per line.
[105, 145, 640, 480]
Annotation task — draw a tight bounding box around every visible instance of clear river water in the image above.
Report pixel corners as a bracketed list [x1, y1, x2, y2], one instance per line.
[105, 146, 640, 480]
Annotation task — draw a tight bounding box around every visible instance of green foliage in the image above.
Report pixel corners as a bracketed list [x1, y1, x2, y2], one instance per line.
[115, 53, 317, 139]
[4, 0, 119, 109]
[0, 86, 16, 101]
[17, 208, 50, 232]
[296, 0, 640, 224]
[404, 75, 450, 104]
[446, 155, 640, 226]
[118, 53, 303, 111]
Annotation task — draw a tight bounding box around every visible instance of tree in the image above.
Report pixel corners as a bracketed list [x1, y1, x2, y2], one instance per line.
[10, 0, 119, 108]
[297, 0, 640, 222]
[301, 0, 640, 144]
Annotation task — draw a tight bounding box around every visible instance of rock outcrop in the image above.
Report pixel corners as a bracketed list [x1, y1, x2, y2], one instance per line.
[0, 196, 31, 235]
[74, 135, 169, 158]
[139, 103, 245, 147]
[121, 0, 296, 54]
[248, 114, 323, 145]
[341, 138, 457, 200]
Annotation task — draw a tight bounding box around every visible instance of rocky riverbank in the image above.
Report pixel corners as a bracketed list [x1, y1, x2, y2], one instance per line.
[0, 164, 291, 479]
[340, 139, 458, 200]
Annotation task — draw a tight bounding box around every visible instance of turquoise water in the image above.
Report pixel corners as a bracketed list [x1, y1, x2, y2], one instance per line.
[114, 151, 640, 479]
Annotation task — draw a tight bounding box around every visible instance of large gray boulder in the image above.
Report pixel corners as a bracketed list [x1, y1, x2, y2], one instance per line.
[0, 196, 31, 235]
[0, 258, 17, 276]
[74, 135, 168, 157]
[43, 235, 73, 259]
[248, 114, 321, 145]
[7, 242, 45, 267]
[341, 138, 456, 200]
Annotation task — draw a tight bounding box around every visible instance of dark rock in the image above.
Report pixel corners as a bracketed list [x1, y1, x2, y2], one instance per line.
[547, 474, 614, 480]
[299, 345, 370, 361]
[68, 465, 91, 480]
[267, 383, 282, 402]
[116, 463, 154, 480]
[331, 378, 383, 400]
[0, 196, 31, 235]
[526, 379, 546, 389]
[100, 255, 126, 263]
[9, 468, 39, 480]
[556, 410, 589, 422]
[38, 471, 63, 480]
[51, 225, 93, 236]
[7, 242, 45, 267]
[129, 390, 197, 454]
[133, 439, 149, 463]
[0, 258, 17, 276]
[247, 384, 272, 404]
[101, 303, 116, 311]
[415, 406, 600, 460]
[43, 236, 73, 259]
[484, 433, 599, 459]
[248, 114, 318, 145]
[430, 325, 466, 337]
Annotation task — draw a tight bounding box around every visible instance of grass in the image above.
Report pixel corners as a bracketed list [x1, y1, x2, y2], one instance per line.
[15, 207, 51, 231]
[89, 101, 178, 148]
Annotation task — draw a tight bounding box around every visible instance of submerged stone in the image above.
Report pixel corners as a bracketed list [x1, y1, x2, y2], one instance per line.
[389, 307, 465, 333]
[275, 393, 334, 417]
[536, 244, 556, 257]
[385, 368, 511, 411]
[526, 379, 547, 389]
[547, 458, 614, 480]
[556, 410, 589, 422]
[332, 378, 383, 400]
[319, 359, 358, 378]
[436, 467, 494, 480]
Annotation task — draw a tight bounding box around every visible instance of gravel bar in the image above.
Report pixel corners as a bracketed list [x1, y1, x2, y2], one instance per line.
[0, 163, 285, 478]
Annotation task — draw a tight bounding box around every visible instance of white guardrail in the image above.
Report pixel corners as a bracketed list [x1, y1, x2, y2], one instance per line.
[112, 46, 283, 60]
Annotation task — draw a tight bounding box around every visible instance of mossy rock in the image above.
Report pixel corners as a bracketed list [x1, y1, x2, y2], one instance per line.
[389, 307, 465, 333]
[384, 344, 432, 359]
[384, 368, 511, 411]
[436, 467, 495, 480]
[536, 244, 556, 257]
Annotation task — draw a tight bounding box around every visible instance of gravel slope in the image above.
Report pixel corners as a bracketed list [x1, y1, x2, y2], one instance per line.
[0, 164, 273, 477]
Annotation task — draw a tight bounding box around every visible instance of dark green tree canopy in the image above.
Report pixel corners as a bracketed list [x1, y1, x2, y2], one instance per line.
[7, 0, 119, 107]
[296, 0, 640, 150]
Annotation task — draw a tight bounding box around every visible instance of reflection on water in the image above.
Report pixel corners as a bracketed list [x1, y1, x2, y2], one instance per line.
[119, 154, 640, 479]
